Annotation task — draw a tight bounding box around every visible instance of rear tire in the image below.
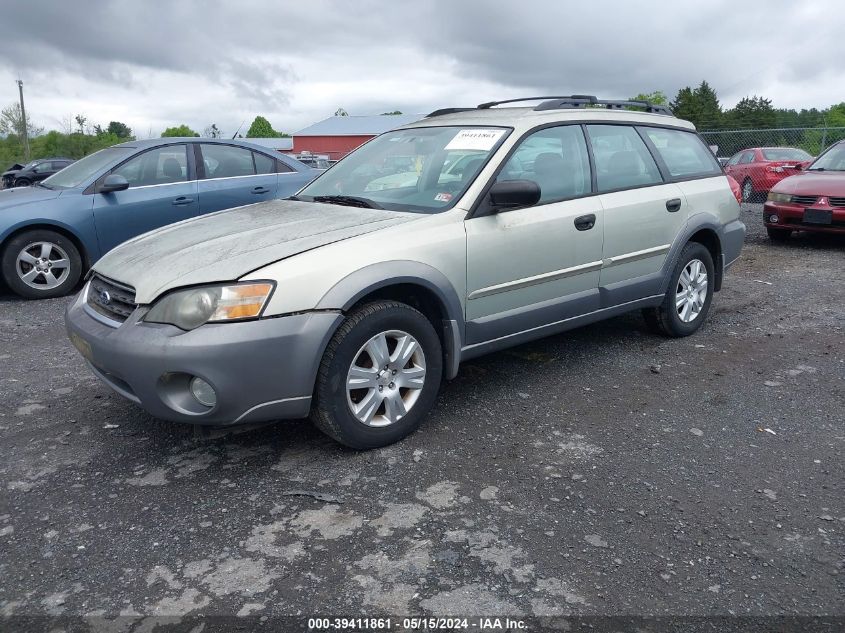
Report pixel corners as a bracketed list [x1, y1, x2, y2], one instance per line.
[766, 227, 792, 242]
[741, 178, 756, 203]
[642, 242, 714, 338]
[312, 301, 443, 449]
[1, 229, 83, 299]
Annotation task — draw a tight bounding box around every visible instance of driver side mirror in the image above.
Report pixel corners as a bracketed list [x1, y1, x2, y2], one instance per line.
[488, 179, 541, 212]
[98, 174, 129, 194]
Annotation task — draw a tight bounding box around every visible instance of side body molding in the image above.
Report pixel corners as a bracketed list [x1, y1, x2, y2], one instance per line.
[316, 261, 466, 380]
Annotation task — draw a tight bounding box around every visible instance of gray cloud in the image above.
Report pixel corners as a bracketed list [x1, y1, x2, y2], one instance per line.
[1, 0, 843, 137]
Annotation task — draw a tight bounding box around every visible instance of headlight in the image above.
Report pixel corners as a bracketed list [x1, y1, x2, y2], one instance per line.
[144, 282, 274, 330]
[767, 192, 792, 203]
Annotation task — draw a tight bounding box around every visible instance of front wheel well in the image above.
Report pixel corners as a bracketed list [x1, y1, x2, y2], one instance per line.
[687, 228, 722, 291]
[346, 282, 455, 370]
[1, 224, 91, 269]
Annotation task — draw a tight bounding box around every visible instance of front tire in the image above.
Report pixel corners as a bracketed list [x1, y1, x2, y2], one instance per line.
[766, 227, 792, 242]
[14, 178, 31, 188]
[1, 230, 83, 299]
[642, 242, 714, 338]
[312, 301, 443, 449]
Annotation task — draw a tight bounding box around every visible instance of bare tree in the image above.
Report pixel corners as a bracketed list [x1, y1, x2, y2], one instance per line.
[0, 102, 43, 137]
[74, 114, 88, 134]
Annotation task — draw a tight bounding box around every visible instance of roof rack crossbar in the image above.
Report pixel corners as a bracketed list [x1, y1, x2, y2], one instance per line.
[534, 97, 673, 115]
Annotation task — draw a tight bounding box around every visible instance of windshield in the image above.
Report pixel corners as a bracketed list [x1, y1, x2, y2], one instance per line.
[42, 147, 134, 189]
[808, 144, 845, 171]
[762, 148, 811, 161]
[297, 126, 510, 212]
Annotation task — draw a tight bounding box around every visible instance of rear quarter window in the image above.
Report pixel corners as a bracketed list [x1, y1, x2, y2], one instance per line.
[641, 127, 722, 178]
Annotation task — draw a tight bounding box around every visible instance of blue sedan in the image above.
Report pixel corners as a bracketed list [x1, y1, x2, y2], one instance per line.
[0, 138, 319, 298]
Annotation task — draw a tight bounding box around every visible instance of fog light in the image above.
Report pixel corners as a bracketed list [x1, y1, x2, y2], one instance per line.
[768, 214, 779, 223]
[189, 377, 217, 408]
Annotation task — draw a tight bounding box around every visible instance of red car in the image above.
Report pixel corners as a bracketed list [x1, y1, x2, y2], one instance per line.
[724, 147, 813, 202]
[763, 140, 845, 240]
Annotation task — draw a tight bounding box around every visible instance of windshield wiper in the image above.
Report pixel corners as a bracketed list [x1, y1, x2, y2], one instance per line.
[312, 195, 382, 209]
[35, 181, 54, 190]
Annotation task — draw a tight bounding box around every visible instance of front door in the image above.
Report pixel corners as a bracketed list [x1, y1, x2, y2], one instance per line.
[465, 124, 604, 344]
[93, 144, 198, 254]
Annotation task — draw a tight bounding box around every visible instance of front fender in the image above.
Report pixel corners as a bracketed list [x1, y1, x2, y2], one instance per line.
[316, 260, 466, 379]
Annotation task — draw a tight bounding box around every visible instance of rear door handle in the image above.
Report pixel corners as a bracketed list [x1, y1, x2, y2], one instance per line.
[251, 186, 270, 194]
[666, 198, 682, 213]
[172, 196, 195, 206]
[574, 214, 596, 231]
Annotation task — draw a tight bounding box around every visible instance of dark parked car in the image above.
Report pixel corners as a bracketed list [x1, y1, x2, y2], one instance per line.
[764, 140, 845, 240]
[0, 138, 319, 299]
[1, 162, 26, 189]
[10, 157, 74, 187]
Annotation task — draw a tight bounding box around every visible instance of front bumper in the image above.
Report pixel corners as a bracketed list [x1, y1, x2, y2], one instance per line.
[65, 290, 343, 425]
[763, 202, 845, 235]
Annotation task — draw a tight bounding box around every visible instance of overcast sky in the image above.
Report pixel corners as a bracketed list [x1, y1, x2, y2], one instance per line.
[1, 0, 843, 138]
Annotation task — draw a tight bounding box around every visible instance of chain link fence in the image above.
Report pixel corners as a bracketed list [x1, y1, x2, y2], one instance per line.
[700, 127, 845, 163]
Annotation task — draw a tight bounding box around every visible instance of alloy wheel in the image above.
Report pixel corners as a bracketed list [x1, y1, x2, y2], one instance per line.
[16, 241, 71, 290]
[675, 259, 708, 323]
[345, 329, 427, 427]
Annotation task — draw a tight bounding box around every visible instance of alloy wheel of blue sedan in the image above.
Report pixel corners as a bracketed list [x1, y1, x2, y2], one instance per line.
[16, 241, 71, 290]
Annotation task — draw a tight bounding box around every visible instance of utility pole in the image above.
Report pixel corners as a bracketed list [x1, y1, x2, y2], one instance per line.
[17, 79, 30, 161]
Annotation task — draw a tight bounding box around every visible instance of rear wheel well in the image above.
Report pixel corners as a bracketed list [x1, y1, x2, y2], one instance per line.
[2, 224, 90, 269]
[688, 228, 722, 291]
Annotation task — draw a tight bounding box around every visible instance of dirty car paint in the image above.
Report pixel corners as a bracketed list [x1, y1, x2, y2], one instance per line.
[92, 200, 419, 303]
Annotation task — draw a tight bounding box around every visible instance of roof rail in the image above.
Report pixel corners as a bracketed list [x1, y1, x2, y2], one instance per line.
[425, 107, 476, 118]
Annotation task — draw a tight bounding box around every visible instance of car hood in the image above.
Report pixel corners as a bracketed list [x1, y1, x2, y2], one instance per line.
[771, 171, 845, 196]
[93, 199, 420, 303]
[0, 185, 63, 209]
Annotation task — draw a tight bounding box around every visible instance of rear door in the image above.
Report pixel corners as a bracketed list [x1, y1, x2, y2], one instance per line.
[196, 143, 278, 215]
[92, 143, 198, 253]
[586, 124, 687, 302]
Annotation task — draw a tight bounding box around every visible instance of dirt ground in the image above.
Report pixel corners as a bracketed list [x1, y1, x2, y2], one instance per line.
[0, 204, 842, 631]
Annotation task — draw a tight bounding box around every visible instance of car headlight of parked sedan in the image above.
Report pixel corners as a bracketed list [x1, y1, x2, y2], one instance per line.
[144, 282, 275, 330]
[767, 192, 792, 203]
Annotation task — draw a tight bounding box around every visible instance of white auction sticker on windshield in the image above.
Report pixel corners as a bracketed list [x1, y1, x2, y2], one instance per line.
[445, 129, 506, 151]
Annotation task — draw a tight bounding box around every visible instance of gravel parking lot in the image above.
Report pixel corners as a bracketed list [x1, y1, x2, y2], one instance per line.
[0, 205, 842, 629]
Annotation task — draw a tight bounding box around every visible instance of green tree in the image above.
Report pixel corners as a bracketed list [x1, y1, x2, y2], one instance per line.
[161, 124, 200, 137]
[334, 107, 348, 117]
[670, 81, 722, 129]
[245, 116, 278, 138]
[630, 91, 668, 105]
[106, 121, 133, 139]
[380, 110, 403, 115]
[723, 96, 777, 129]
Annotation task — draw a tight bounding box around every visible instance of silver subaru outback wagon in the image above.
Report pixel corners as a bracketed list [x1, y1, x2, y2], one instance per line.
[66, 95, 745, 449]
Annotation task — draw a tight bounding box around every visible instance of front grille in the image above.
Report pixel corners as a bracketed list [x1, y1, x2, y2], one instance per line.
[790, 194, 818, 206]
[87, 275, 137, 323]
[830, 197, 845, 207]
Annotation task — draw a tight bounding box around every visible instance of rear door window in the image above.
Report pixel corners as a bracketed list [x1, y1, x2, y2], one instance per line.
[200, 144, 256, 179]
[641, 127, 722, 178]
[587, 125, 662, 192]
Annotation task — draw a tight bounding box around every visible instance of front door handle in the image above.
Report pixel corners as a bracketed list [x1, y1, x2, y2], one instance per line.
[251, 186, 270, 195]
[172, 196, 195, 206]
[574, 214, 596, 231]
[666, 198, 682, 213]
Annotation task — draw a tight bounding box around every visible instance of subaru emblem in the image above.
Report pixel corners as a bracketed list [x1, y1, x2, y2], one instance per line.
[99, 289, 112, 305]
